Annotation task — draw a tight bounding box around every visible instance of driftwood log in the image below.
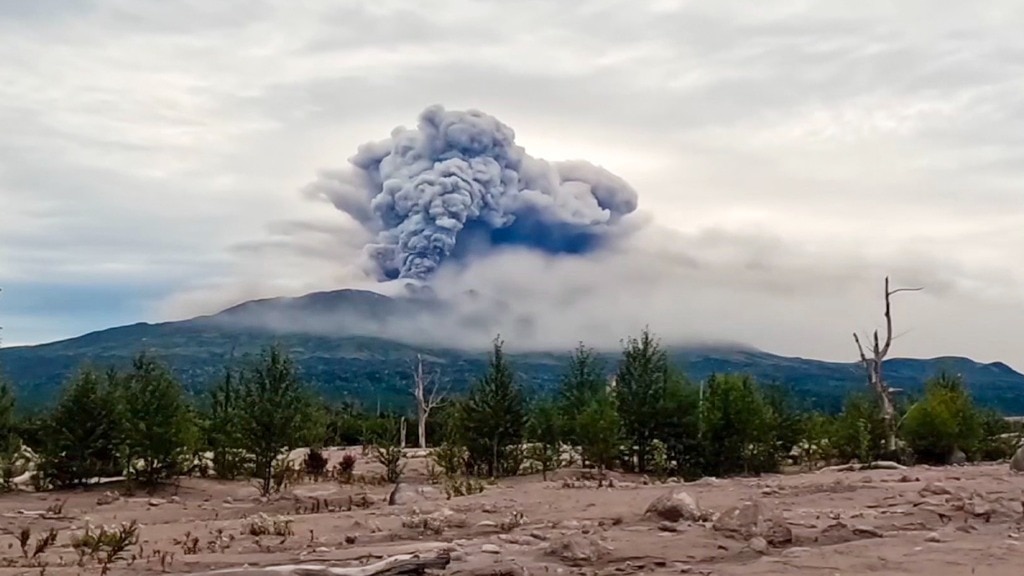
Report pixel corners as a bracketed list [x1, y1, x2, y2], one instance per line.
[191, 551, 452, 576]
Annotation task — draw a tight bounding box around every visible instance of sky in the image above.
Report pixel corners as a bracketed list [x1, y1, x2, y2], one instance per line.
[1, 0, 1024, 367]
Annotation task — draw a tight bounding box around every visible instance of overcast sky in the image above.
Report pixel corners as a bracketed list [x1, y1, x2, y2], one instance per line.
[2, 0, 1023, 367]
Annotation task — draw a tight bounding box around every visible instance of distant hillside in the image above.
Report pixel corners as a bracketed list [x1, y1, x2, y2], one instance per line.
[2, 289, 1023, 414]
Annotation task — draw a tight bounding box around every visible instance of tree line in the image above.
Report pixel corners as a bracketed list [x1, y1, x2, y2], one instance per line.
[0, 327, 1019, 494]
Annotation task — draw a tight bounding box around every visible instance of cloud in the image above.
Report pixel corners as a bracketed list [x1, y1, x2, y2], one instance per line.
[1, 0, 1023, 369]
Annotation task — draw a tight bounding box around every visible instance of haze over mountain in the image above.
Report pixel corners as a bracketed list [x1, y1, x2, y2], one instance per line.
[3, 288, 1023, 415]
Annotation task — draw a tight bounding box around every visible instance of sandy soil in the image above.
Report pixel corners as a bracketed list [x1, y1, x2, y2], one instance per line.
[2, 453, 1023, 576]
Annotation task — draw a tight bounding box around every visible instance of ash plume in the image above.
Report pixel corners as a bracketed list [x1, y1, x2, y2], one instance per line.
[304, 105, 640, 280]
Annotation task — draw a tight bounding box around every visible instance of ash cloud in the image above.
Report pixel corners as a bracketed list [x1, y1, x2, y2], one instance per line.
[304, 105, 641, 280]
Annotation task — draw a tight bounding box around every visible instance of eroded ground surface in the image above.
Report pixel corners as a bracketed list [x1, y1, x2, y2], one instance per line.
[2, 455, 1023, 576]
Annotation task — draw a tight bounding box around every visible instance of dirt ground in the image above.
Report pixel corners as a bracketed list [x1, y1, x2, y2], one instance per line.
[2, 451, 1023, 576]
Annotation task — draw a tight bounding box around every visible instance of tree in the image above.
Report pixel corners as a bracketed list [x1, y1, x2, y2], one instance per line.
[205, 368, 247, 479]
[576, 389, 620, 475]
[122, 353, 195, 489]
[656, 371, 701, 478]
[901, 372, 983, 464]
[830, 391, 889, 464]
[614, 327, 670, 473]
[411, 354, 447, 449]
[557, 343, 606, 446]
[0, 378, 19, 488]
[38, 367, 125, 488]
[699, 373, 777, 476]
[237, 345, 311, 496]
[852, 276, 922, 456]
[526, 399, 562, 480]
[460, 336, 527, 477]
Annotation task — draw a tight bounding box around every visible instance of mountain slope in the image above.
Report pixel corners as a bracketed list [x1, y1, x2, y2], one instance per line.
[3, 289, 1023, 414]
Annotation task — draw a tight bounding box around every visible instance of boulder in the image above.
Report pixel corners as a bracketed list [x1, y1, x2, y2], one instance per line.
[712, 498, 792, 546]
[387, 483, 441, 506]
[949, 447, 967, 465]
[1010, 446, 1024, 472]
[643, 488, 703, 523]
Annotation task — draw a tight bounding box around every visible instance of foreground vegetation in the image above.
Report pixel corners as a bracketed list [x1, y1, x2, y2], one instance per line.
[0, 328, 1020, 494]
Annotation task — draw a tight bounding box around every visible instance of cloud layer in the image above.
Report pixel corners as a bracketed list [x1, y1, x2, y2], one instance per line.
[2, 1, 1024, 368]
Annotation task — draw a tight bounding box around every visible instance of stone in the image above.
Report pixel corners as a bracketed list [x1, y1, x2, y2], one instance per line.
[949, 448, 967, 465]
[1010, 446, 1024, 472]
[712, 498, 792, 546]
[644, 489, 703, 523]
[481, 544, 502, 554]
[748, 536, 768, 554]
[545, 535, 610, 565]
[387, 483, 441, 506]
[657, 521, 680, 532]
[924, 532, 947, 543]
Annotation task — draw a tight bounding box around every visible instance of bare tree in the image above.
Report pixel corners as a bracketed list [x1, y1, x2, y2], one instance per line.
[852, 276, 922, 455]
[411, 354, 448, 449]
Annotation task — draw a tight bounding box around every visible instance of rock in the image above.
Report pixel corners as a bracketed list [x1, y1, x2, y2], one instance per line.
[924, 532, 948, 543]
[852, 525, 884, 538]
[748, 536, 768, 554]
[658, 521, 680, 532]
[644, 489, 703, 523]
[147, 498, 165, 507]
[919, 482, 953, 497]
[387, 483, 441, 506]
[223, 496, 234, 504]
[781, 547, 811, 558]
[949, 448, 967, 465]
[545, 535, 611, 565]
[169, 496, 182, 504]
[481, 544, 502, 554]
[1010, 446, 1024, 472]
[712, 498, 792, 546]
[96, 491, 120, 506]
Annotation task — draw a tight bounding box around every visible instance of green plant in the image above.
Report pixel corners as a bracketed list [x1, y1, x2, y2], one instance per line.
[70, 520, 140, 575]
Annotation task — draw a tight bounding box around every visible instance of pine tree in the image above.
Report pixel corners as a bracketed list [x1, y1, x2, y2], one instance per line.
[206, 368, 247, 479]
[576, 389, 620, 474]
[526, 399, 562, 479]
[557, 342, 606, 445]
[122, 352, 195, 489]
[614, 327, 670, 473]
[39, 367, 125, 488]
[0, 379, 18, 488]
[460, 336, 527, 477]
[237, 345, 310, 496]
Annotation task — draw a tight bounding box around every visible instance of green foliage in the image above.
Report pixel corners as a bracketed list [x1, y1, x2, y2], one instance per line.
[526, 399, 562, 479]
[459, 337, 528, 477]
[699, 373, 784, 476]
[614, 327, 670, 473]
[656, 372, 701, 478]
[830, 392, 889, 463]
[902, 372, 983, 464]
[204, 368, 248, 479]
[122, 353, 196, 488]
[236, 345, 312, 496]
[0, 379, 19, 488]
[576, 387, 621, 473]
[369, 418, 406, 483]
[38, 367, 126, 488]
[557, 343, 606, 445]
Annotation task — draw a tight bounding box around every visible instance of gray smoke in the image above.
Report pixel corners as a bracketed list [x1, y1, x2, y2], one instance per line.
[304, 105, 640, 280]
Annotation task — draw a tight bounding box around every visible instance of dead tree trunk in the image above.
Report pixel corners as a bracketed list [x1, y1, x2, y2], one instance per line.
[413, 354, 448, 449]
[853, 276, 922, 456]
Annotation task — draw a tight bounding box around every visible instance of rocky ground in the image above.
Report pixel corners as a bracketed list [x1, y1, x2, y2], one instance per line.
[1, 454, 1023, 575]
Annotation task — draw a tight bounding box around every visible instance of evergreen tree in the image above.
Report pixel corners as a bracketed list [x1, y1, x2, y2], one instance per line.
[39, 367, 125, 488]
[576, 388, 620, 474]
[557, 343, 606, 445]
[122, 353, 195, 489]
[700, 373, 777, 476]
[614, 327, 670, 473]
[902, 372, 983, 463]
[656, 371, 701, 478]
[206, 368, 247, 479]
[237, 345, 310, 496]
[526, 399, 562, 479]
[0, 379, 18, 487]
[460, 336, 527, 477]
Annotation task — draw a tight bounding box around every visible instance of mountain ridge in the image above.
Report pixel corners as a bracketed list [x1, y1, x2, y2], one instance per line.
[2, 289, 1023, 414]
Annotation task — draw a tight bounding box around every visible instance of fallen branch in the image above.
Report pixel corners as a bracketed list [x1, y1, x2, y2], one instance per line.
[191, 551, 451, 576]
[818, 461, 906, 473]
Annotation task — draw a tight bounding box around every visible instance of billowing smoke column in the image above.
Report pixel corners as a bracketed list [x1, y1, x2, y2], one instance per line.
[305, 105, 640, 280]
